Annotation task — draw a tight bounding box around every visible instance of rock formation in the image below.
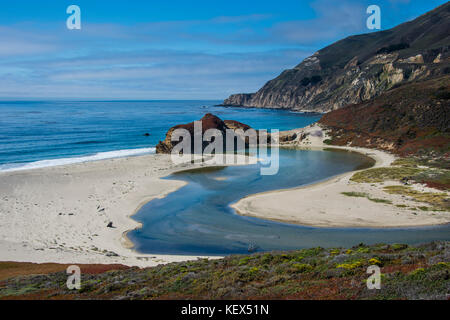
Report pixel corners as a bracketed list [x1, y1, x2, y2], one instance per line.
[156, 113, 262, 154]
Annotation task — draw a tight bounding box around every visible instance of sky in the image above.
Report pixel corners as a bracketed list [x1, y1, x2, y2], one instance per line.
[0, 0, 447, 100]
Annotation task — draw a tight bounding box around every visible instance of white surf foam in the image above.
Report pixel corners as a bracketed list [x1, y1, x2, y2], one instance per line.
[0, 147, 156, 173]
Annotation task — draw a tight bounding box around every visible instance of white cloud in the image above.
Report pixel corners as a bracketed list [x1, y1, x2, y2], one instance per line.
[270, 0, 367, 44]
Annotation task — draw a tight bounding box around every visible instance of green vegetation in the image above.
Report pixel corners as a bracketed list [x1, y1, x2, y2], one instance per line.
[341, 192, 392, 205]
[0, 242, 448, 300]
[319, 73, 450, 157]
[350, 167, 424, 183]
[383, 185, 449, 211]
[336, 261, 362, 270]
[368, 198, 393, 204]
[341, 192, 367, 198]
[392, 157, 450, 188]
[347, 155, 449, 211]
[368, 258, 382, 266]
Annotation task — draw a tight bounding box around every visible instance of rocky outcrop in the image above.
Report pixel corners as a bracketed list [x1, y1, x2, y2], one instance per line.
[278, 132, 298, 143]
[222, 94, 254, 107]
[223, 2, 450, 113]
[156, 113, 259, 154]
[223, 120, 251, 131]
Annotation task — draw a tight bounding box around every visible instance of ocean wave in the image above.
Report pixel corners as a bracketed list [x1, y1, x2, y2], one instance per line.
[0, 147, 156, 173]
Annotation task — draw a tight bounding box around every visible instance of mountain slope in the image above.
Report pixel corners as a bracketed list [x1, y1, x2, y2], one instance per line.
[319, 75, 450, 156]
[223, 2, 450, 112]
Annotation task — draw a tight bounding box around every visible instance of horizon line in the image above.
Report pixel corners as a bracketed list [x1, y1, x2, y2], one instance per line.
[0, 98, 224, 102]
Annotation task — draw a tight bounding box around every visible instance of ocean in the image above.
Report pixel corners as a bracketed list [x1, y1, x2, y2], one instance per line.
[0, 100, 321, 172]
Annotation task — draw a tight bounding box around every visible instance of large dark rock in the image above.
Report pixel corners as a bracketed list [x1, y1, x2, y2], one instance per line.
[156, 113, 260, 154]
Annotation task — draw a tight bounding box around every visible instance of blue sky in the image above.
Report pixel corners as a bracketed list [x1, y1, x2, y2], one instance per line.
[0, 0, 447, 100]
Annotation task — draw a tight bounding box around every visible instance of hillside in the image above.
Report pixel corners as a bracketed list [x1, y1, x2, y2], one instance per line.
[1, 242, 449, 300]
[319, 75, 450, 156]
[223, 2, 450, 112]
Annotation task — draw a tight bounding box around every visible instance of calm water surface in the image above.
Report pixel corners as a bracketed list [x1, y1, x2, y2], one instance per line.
[129, 148, 450, 255]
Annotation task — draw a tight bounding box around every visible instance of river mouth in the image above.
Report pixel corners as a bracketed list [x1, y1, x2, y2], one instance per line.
[128, 148, 450, 256]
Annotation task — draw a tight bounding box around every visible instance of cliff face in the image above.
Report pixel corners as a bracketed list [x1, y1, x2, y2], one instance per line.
[319, 75, 450, 156]
[223, 3, 450, 113]
[223, 93, 254, 107]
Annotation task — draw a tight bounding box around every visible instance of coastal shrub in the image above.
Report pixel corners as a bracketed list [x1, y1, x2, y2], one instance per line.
[355, 247, 370, 254]
[341, 192, 368, 198]
[238, 268, 261, 282]
[0, 284, 40, 297]
[1, 241, 449, 300]
[435, 262, 450, 269]
[413, 169, 450, 190]
[330, 249, 341, 256]
[169, 277, 192, 292]
[363, 158, 450, 190]
[368, 258, 382, 266]
[391, 244, 408, 251]
[350, 167, 424, 183]
[288, 255, 305, 264]
[291, 263, 313, 273]
[248, 267, 259, 275]
[341, 192, 392, 205]
[392, 157, 450, 170]
[300, 247, 324, 257]
[238, 257, 251, 266]
[78, 281, 97, 293]
[383, 185, 449, 210]
[409, 267, 426, 278]
[261, 253, 274, 264]
[392, 158, 422, 168]
[336, 261, 362, 270]
[368, 198, 392, 204]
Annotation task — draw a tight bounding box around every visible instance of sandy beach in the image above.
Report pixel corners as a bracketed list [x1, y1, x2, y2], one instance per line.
[0, 154, 248, 267]
[1, 125, 448, 268]
[232, 124, 450, 228]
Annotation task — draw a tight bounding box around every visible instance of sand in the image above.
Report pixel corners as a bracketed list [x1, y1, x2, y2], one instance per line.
[1, 125, 448, 268]
[232, 124, 450, 228]
[0, 154, 257, 267]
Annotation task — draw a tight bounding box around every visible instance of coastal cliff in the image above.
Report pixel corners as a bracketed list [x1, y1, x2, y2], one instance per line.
[223, 2, 450, 113]
[222, 93, 255, 107]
